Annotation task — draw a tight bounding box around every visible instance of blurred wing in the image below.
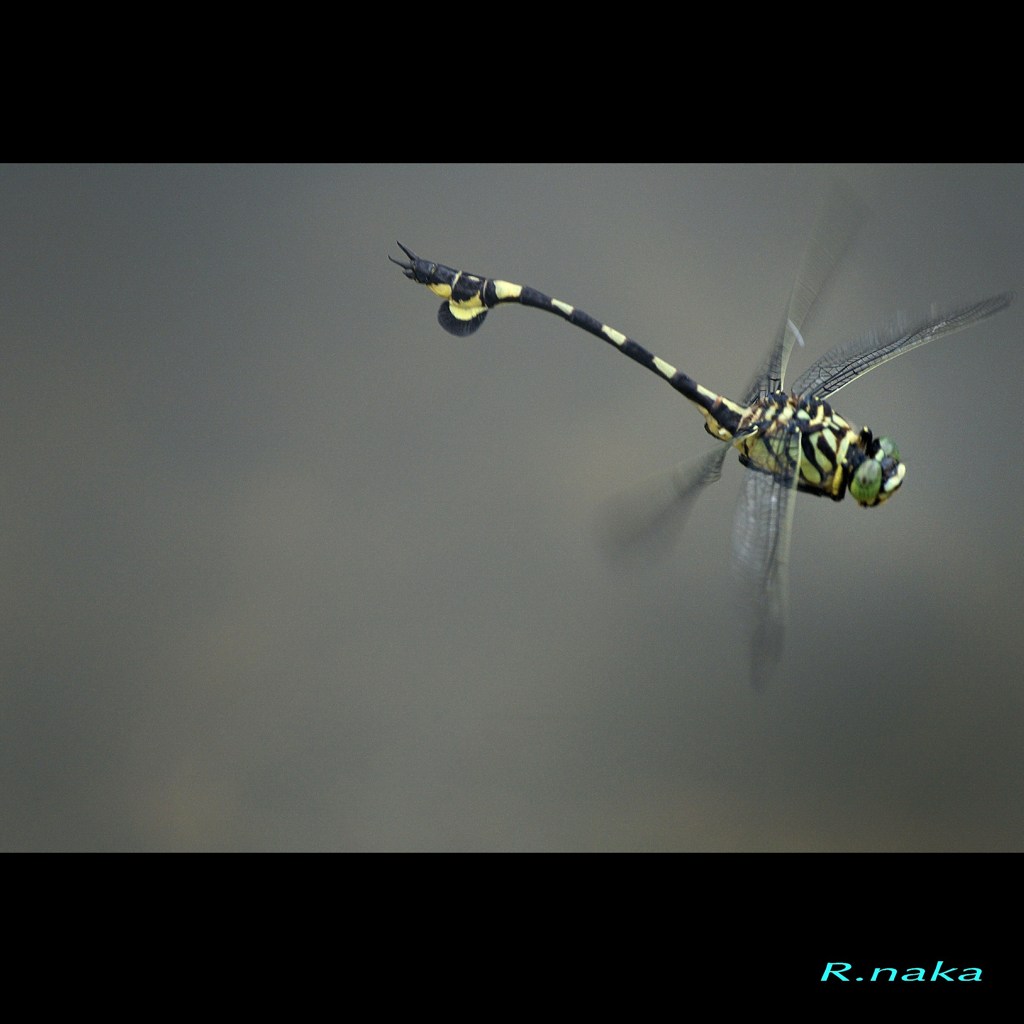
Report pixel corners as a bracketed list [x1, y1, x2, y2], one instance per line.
[731, 431, 800, 691]
[601, 446, 730, 559]
[743, 183, 863, 404]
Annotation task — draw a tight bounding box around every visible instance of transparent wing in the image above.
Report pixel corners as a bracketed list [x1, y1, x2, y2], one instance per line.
[791, 292, 1013, 401]
[731, 429, 801, 690]
[600, 446, 730, 559]
[743, 183, 863, 404]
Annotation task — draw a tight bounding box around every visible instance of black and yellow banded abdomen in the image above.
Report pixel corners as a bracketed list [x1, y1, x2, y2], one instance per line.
[390, 241, 749, 439]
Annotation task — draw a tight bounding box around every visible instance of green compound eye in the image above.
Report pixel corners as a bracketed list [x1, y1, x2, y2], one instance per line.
[851, 457, 883, 505]
[877, 436, 900, 461]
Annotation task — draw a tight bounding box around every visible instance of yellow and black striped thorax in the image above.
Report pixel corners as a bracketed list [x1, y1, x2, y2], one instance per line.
[736, 393, 905, 506]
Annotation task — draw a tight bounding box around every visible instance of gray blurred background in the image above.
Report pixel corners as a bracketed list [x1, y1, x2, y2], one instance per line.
[2, 163, 1021, 851]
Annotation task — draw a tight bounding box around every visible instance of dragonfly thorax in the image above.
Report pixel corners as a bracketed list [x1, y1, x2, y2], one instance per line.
[733, 393, 904, 506]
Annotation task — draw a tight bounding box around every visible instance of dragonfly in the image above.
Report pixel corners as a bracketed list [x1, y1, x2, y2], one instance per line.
[391, 209, 1013, 689]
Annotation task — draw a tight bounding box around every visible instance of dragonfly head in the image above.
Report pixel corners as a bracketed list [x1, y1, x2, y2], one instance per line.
[848, 430, 905, 507]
